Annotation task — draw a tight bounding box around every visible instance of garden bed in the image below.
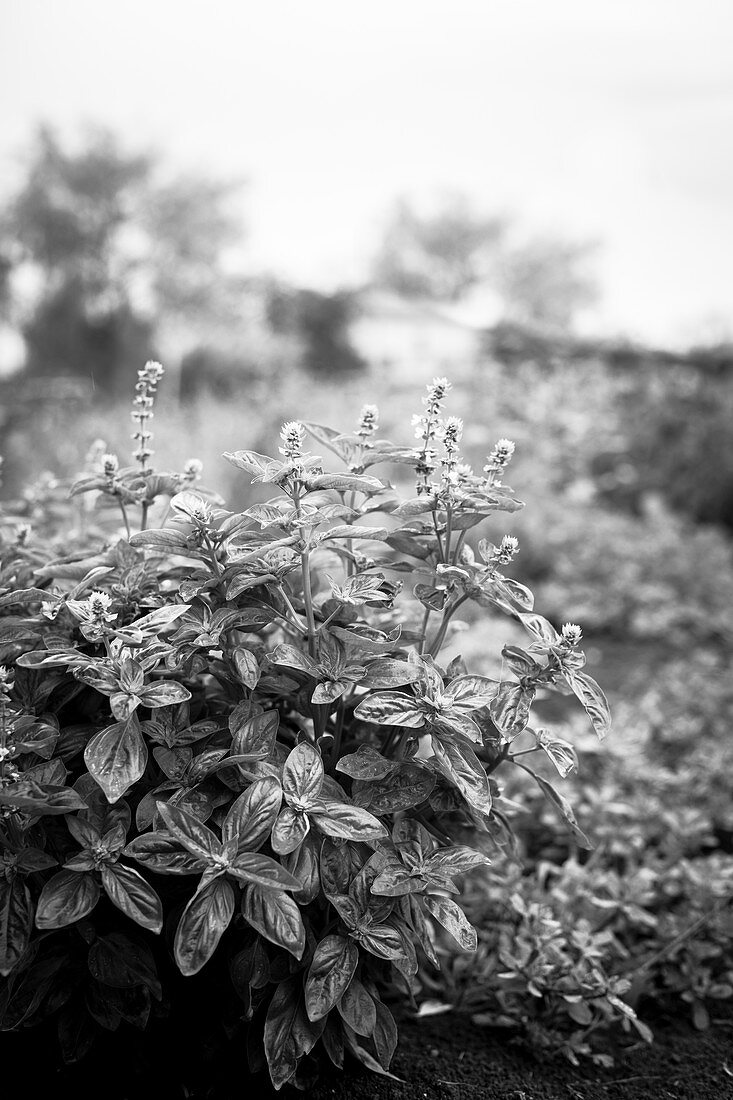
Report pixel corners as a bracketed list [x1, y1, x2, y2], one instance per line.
[3, 1000, 732, 1099]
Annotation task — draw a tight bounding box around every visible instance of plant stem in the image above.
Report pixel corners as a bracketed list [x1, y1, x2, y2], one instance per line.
[418, 604, 432, 655]
[293, 486, 317, 659]
[202, 532, 222, 577]
[444, 504, 453, 564]
[452, 529, 467, 566]
[428, 593, 469, 657]
[431, 511, 445, 562]
[117, 500, 131, 539]
[140, 500, 149, 532]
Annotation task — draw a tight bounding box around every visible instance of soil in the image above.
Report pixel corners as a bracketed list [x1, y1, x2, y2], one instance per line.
[300, 1003, 733, 1100]
[3, 999, 732, 1100]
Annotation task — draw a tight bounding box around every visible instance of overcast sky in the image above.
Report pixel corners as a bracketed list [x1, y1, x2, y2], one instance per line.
[2, 0, 732, 346]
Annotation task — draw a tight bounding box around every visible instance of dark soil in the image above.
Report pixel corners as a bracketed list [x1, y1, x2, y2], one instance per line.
[301, 1003, 733, 1100]
[3, 1000, 732, 1099]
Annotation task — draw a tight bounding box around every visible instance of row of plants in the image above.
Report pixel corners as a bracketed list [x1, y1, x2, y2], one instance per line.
[0, 366, 612, 1090]
[420, 645, 733, 1064]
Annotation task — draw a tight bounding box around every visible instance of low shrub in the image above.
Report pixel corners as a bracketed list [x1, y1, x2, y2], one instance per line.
[0, 366, 610, 1090]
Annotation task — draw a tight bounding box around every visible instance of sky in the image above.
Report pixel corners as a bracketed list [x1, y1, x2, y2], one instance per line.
[1, 0, 733, 347]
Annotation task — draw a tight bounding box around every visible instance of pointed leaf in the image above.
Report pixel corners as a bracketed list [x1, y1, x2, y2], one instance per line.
[123, 832, 206, 876]
[223, 777, 282, 851]
[282, 741, 324, 806]
[423, 895, 477, 952]
[311, 802, 387, 842]
[84, 717, 147, 804]
[228, 852, 301, 891]
[174, 878, 236, 976]
[240, 884, 306, 959]
[0, 879, 33, 977]
[337, 976, 376, 1037]
[354, 692, 425, 728]
[35, 871, 100, 929]
[305, 934, 358, 1022]
[271, 806, 310, 855]
[565, 671, 612, 740]
[156, 801, 223, 861]
[336, 745, 395, 781]
[100, 864, 163, 933]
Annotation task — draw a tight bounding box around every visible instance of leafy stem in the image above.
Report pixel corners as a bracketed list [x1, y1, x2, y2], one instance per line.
[428, 592, 469, 657]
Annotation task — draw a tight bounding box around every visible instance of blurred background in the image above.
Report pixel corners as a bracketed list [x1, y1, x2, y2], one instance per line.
[1, 0, 733, 675]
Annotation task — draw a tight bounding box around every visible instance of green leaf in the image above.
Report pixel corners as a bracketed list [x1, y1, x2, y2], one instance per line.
[123, 832, 207, 876]
[430, 736, 492, 817]
[360, 659, 421, 689]
[564, 670, 612, 740]
[128, 529, 190, 551]
[370, 861, 415, 897]
[336, 745, 395, 781]
[0, 587, 58, 608]
[264, 976, 324, 1090]
[422, 846, 490, 878]
[354, 692, 425, 728]
[282, 742, 324, 807]
[535, 728, 578, 778]
[174, 878, 236, 976]
[139, 681, 192, 708]
[337, 976, 376, 1037]
[306, 473, 383, 494]
[518, 612, 560, 646]
[357, 923, 406, 961]
[156, 801, 223, 861]
[423, 895, 477, 952]
[35, 870, 100, 929]
[240, 884, 306, 959]
[230, 708, 279, 757]
[271, 806, 311, 855]
[444, 675, 498, 710]
[228, 852, 301, 891]
[490, 682, 535, 737]
[356, 762, 435, 813]
[305, 934, 358, 1022]
[0, 879, 33, 977]
[84, 716, 148, 804]
[222, 777, 282, 851]
[525, 767, 593, 849]
[232, 647, 260, 690]
[271, 644, 319, 674]
[311, 802, 387, 842]
[282, 833, 320, 903]
[100, 864, 163, 933]
[223, 449, 281, 480]
[0, 781, 88, 815]
[325, 524, 389, 540]
[372, 998, 399, 1071]
[87, 931, 162, 998]
[311, 680, 347, 704]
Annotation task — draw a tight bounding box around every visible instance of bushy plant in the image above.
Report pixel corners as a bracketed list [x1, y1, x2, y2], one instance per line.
[0, 366, 610, 1090]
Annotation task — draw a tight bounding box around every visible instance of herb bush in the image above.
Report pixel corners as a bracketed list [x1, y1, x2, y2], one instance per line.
[0, 365, 611, 1090]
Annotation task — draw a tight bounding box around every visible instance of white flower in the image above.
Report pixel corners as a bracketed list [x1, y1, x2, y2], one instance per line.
[102, 453, 119, 478]
[561, 622, 583, 646]
[357, 405, 379, 437]
[183, 458, 203, 481]
[279, 421, 306, 459]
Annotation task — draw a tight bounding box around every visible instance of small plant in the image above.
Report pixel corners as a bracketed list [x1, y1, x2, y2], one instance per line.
[0, 368, 610, 1090]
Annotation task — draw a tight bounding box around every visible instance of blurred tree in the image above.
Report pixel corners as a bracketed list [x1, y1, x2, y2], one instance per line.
[496, 237, 599, 330]
[1, 125, 245, 395]
[372, 195, 505, 301]
[372, 195, 599, 332]
[267, 285, 365, 376]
